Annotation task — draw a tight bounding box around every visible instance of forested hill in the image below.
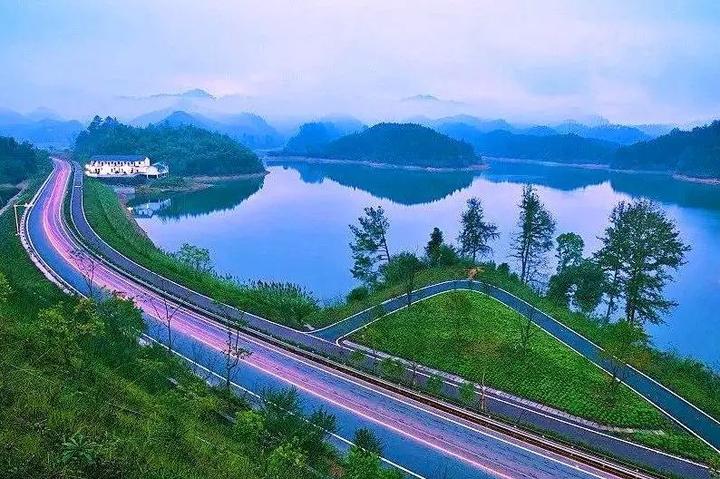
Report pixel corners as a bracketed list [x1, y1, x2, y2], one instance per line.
[1, 136, 47, 185]
[282, 121, 364, 156]
[436, 125, 619, 165]
[319, 123, 481, 168]
[73, 116, 265, 176]
[611, 121, 720, 179]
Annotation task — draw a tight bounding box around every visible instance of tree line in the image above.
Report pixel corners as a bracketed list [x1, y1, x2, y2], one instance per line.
[349, 185, 689, 347]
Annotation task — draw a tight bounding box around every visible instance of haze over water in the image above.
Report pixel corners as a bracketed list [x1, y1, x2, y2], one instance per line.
[131, 159, 720, 366]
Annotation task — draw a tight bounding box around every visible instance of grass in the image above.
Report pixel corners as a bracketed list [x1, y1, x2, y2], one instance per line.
[83, 179, 321, 329]
[351, 290, 719, 465]
[0, 168, 357, 478]
[0, 172, 261, 478]
[83, 177, 720, 466]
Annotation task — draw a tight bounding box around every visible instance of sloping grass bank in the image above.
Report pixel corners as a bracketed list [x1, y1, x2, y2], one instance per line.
[351, 291, 719, 464]
[83, 178, 720, 465]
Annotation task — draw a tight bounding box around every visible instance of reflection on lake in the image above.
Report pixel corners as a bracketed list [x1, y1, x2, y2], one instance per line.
[132, 158, 720, 365]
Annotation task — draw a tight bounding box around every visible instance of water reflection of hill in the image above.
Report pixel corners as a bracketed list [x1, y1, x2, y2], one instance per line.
[608, 172, 720, 210]
[483, 160, 720, 211]
[128, 177, 264, 219]
[276, 160, 474, 205]
[481, 159, 609, 191]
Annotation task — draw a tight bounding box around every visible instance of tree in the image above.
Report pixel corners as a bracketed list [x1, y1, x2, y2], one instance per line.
[264, 440, 307, 479]
[555, 232, 584, 273]
[352, 428, 383, 456]
[349, 206, 391, 285]
[223, 322, 251, 390]
[510, 185, 556, 284]
[457, 197, 499, 262]
[380, 252, 424, 306]
[0, 271, 12, 305]
[425, 374, 444, 396]
[595, 200, 689, 326]
[425, 227, 444, 265]
[38, 299, 103, 366]
[173, 243, 213, 273]
[601, 320, 649, 401]
[547, 259, 605, 314]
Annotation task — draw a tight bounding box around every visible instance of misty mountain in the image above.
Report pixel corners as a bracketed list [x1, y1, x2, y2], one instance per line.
[282, 119, 365, 155]
[611, 121, 720, 179]
[419, 115, 656, 145]
[122, 88, 216, 101]
[436, 124, 618, 164]
[0, 108, 83, 148]
[553, 121, 651, 145]
[319, 123, 481, 168]
[133, 110, 283, 149]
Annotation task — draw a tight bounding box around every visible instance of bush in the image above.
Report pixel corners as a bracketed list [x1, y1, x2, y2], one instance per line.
[240, 281, 320, 329]
[346, 286, 369, 303]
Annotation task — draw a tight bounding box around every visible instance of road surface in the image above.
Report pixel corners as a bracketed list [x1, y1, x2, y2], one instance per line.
[22, 160, 702, 479]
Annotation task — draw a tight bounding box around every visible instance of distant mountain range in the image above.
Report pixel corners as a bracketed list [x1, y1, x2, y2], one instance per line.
[132, 109, 283, 149]
[314, 123, 482, 168]
[417, 115, 661, 146]
[436, 126, 618, 165]
[611, 121, 720, 180]
[120, 88, 216, 101]
[0, 108, 83, 148]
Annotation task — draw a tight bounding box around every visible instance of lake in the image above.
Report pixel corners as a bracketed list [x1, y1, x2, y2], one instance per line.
[129, 158, 720, 366]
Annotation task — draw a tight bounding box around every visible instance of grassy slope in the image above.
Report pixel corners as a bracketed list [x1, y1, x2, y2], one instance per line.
[0, 173, 265, 478]
[352, 291, 718, 464]
[83, 179, 720, 464]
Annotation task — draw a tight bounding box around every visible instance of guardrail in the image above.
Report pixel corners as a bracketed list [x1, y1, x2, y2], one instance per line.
[62, 160, 714, 478]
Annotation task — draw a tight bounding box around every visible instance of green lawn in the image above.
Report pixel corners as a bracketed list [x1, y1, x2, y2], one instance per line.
[351, 291, 719, 464]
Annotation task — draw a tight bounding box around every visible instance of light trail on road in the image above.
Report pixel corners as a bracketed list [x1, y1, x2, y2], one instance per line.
[24, 159, 660, 479]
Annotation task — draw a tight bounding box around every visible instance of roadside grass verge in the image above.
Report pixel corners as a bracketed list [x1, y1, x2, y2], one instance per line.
[1, 170, 348, 478]
[84, 177, 720, 463]
[0, 175, 259, 478]
[83, 178, 321, 329]
[351, 290, 719, 465]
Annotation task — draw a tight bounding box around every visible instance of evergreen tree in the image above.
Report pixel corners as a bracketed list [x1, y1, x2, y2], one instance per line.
[457, 197, 499, 262]
[349, 206, 391, 285]
[425, 227, 444, 265]
[596, 200, 689, 326]
[510, 185, 556, 284]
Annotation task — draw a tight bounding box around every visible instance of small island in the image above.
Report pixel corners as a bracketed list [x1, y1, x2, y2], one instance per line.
[310, 123, 483, 169]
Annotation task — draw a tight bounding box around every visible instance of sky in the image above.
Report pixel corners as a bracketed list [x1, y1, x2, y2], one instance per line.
[1, 0, 719, 124]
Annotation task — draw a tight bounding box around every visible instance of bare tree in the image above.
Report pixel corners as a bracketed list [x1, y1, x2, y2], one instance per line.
[223, 316, 251, 390]
[517, 304, 539, 354]
[140, 282, 189, 355]
[70, 248, 98, 299]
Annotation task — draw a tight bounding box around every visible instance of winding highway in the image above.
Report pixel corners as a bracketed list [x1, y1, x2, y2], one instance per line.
[20, 159, 711, 479]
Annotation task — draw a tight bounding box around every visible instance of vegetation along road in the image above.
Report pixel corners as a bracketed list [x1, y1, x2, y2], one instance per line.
[22, 158, 716, 478]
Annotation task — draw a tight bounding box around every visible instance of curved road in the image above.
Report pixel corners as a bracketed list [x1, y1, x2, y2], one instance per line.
[23, 160, 708, 479]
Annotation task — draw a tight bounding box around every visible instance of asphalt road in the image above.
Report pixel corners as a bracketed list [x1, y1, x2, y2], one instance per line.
[22, 159, 703, 479]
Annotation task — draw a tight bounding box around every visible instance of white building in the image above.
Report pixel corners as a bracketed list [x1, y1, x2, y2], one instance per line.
[84, 155, 169, 179]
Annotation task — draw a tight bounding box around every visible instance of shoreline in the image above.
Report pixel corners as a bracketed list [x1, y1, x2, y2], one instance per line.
[485, 157, 720, 185]
[264, 155, 488, 172]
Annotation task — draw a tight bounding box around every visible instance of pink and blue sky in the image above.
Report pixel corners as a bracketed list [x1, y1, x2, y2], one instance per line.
[1, 0, 719, 123]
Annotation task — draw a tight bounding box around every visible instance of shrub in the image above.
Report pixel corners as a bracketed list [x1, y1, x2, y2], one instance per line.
[346, 286, 369, 303]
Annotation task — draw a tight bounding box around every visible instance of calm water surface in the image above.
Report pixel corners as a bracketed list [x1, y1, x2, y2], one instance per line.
[130, 158, 720, 366]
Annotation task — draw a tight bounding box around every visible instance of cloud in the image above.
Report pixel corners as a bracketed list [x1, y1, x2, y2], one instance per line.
[0, 0, 718, 123]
